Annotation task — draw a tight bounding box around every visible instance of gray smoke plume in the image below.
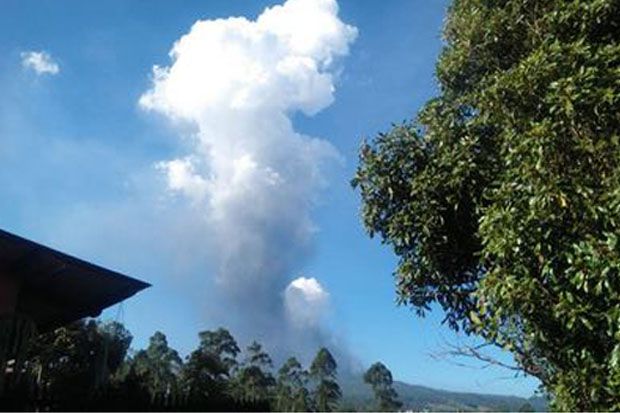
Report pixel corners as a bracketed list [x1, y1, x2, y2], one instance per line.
[140, 0, 357, 363]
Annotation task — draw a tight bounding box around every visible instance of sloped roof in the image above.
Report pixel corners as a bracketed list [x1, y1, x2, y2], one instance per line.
[0, 229, 150, 332]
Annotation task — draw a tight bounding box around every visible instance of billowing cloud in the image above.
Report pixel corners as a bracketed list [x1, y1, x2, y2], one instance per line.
[20, 51, 60, 75]
[285, 276, 329, 328]
[157, 157, 209, 204]
[140, 0, 356, 359]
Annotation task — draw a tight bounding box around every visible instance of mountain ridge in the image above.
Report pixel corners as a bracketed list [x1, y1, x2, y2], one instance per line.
[339, 374, 547, 411]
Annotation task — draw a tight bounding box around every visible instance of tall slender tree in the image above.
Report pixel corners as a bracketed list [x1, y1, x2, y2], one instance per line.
[275, 357, 311, 412]
[309, 347, 341, 412]
[181, 328, 240, 408]
[129, 331, 183, 407]
[230, 341, 275, 404]
[364, 362, 402, 411]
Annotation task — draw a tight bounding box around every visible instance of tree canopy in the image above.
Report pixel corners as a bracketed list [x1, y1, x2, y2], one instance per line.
[275, 357, 311, 412]
[310, 347, 342, 412]
[353, 0, 619, 409]
[129, 331, 183, 407]
[230, 341, 275, 404]
[363, 362, 402, 411]
[1, 320, 350, 411]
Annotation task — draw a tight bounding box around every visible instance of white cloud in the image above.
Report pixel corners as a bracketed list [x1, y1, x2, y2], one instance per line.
[139, 0, 356, 121]
[140, 0, 356, 353]
[156, 158, 209, 203]
[284, 276, 330, 327]
[20, 51, 60, 75]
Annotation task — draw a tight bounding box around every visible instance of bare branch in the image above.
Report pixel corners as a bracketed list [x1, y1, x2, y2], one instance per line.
[429, 337, 546, 381]
[433, 341, 524, 372]
[429, 337, 527, 375]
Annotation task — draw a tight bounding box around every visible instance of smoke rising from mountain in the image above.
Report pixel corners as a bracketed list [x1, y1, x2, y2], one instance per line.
[140, 0, 357, 360]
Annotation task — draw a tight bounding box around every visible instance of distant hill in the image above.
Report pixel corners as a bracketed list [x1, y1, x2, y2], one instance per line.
[339, 374, 548, 412]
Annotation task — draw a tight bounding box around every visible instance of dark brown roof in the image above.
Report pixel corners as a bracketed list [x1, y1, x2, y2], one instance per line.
[0, 229, 150, 332]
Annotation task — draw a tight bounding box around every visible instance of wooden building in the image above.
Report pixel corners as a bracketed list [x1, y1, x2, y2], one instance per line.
[0, 228, 150, 398]
[0, 228, 149, 332]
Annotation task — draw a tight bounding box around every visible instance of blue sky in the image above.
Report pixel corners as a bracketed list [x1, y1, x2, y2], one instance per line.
[0, 0, 539, 397]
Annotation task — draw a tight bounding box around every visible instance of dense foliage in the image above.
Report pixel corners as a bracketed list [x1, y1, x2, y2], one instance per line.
[363, 362, 402, 411]
[310, 348, 342, 412]
[275, 357, 312, 411]
[353, 0, 620, 409]
[0, 319, 356, 411]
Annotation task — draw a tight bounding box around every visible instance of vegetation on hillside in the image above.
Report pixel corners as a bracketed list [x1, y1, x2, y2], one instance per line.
[1, 318, 547, 411]
[0, 319, 402, 411]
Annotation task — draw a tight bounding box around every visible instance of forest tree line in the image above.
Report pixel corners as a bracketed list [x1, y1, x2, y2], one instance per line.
[1, 319, 401, 411]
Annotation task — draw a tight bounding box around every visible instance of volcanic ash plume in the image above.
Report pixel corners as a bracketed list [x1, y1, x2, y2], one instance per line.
[140, 0, 357, 357]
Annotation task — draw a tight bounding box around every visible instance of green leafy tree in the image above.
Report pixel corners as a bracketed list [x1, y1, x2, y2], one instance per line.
[310, 347, 341, 412]
[128, 331, 183, 407]
[197, 328, 241, 371]
[27, 320, 132, 409]
[363, 362, 402, 411]
[230, 340, 275, 404]
[353, 0, 620, 410]
[275, 357, 311, 412]
[181, 327, 240, 406]
[99, 321, 133, 377]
